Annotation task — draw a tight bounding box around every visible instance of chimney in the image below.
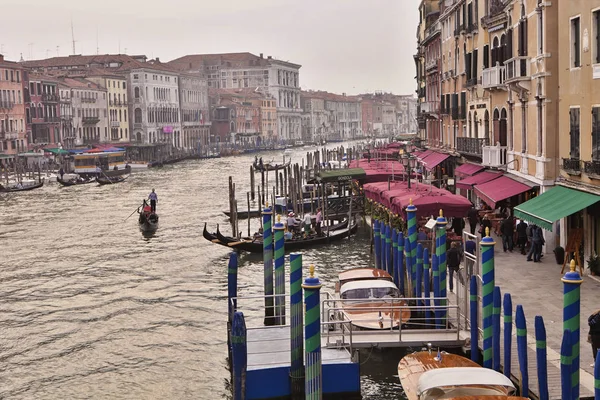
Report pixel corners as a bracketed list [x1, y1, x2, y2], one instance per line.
[260, 53, 264, 59]
[267, 56, 272, 60]
[0, 54, 4, 62]
[155, 57, 160, 63]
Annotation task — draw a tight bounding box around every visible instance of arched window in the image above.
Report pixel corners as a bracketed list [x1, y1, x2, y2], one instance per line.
[134, 108, 142, 124]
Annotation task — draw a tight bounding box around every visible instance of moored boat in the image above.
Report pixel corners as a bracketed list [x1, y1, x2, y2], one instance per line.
[57, 176, 96, 186]
[253, 159, 291, 172]
[0, 181, 44, 192]
[398, 350, 524, 400]
[336, 268, 410, 329]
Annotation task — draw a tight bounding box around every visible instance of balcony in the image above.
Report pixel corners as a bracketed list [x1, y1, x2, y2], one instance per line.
[451, 107, 466, 120]
[563, 158, 582, 175]
[43, 116, 61, 123]
[83, 117, 100, 125]
[454, 24, 464, 37]
[133, 123, 143, 130]
[457, 137, 489, 157]
[4, 131, 19, 140]
[0, 100, 14, 109]
[505, 57, 530, 83]
[466, 22, 478, 34]
[81, 97, 97, 103]
[465, 77, 479, 88]
[584, 160, 600, 178]
[110, 121, 120, 128]
[482, 144, 508, 167]
[425, 59, 438, 72]
[420, 101, 440, 115]
[83, 136, 101, 145]
[482, 65, 506, 89]
[42, 94, 60, 102]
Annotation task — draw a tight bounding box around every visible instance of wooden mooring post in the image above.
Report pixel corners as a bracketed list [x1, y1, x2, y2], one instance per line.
[250, 166, 255, 201]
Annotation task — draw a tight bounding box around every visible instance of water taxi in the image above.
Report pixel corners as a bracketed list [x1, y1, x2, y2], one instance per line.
[398, 349, 527, 400]
[71, 150, 127, 173]
[335, 268, 410, 330]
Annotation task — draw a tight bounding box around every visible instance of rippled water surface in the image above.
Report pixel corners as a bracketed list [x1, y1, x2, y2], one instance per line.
[0, 145, 406, 399]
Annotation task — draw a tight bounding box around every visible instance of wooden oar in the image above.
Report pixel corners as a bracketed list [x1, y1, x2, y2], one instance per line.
[125, 204, 142, 221]
[227, 240, 247, 247]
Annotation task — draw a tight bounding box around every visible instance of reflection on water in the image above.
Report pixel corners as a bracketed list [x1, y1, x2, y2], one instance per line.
[0, 144, 403, 399]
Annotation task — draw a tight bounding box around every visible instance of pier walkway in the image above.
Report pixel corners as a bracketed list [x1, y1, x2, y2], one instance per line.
[449, 227, 599, 399]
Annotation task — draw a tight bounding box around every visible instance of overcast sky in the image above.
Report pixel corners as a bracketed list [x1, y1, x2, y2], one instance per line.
[0, 0, 420, 95]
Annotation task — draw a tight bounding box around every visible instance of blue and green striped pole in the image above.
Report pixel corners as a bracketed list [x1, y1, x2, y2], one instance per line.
[406, 200, 417, 284]
[416, 243, 423, 305]
[228, 251, 239, 320]
[404, 237, 413, 297]
[231, 311, 247, 400]
[516, 304, 529, 397]
[470, 275, 478, 362]
[492, 286, 501, 372]
[436, 210, 448, 325]
[561, 329, 572, 400]
[382, 223, 389, 274]
[562, 259, 583, 400]
[392, 229, 398, 282]
[290, 253, 304, 398]
[594, 349, 599, 399]
[503, 293, 513, 379]
[480, 227, 496, 369]
[374, 220, 381, 269]
[303, 265, 323, 400]
[423, 247, 431, 326]
[535, 315, 549, 400]
[262, 206, 274, 325]
[397, 232, 405, 295]
[274, 218, 286, 325]
[385, 224, 393, 275]
[432, 253, 441, 328]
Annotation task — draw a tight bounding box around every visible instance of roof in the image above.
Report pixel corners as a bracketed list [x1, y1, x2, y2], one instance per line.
[301, 90, 360, 102]
[339, 268, 393, 282]
[317, 168, 366, 183]
[456, 170, 503, 190]
[22, 54, 178, 74]
[340, 279, 398, 294]
[421, 151, 450, 170]
[168, 52, 270, 71]
[58, 77, 104, 90]
[454, 163, 484, 178]
[514, 185, 600, 231]
[474, 176, 532, 209]
[417, 367, 515, 396]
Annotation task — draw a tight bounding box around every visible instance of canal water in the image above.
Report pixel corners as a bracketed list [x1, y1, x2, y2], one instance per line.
[0, 144, 409, 399]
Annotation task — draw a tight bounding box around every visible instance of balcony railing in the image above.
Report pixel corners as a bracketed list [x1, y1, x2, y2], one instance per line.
[0, 100, 14, 109]
[110, 121, 120, 128]
[505, 56, 530, 82]
[466, 78, 478, 87]
[457, 137, 489, 157]
[563, 158, 582, 174]
[81, 97, 97, 103]
[83, 136, 101, 145]
[466, 22, 478, 34]
[42, 94, 60, 102]
[482, 65, 506, 89]
[425, 59, 438, 72]
[454, 24, 465, 36]
[133, 123, 143, 130]
[43, 116, 61, 123]
[584, 160, 600, 177]
[4, 131, 19, 140]
[82, 117, 100, 125]
[420, 101, 440, 115]
[482, 144, 508, 167]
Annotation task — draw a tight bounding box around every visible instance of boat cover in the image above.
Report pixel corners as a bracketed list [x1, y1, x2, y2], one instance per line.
[416, 367, 515, 396]
[340, 279, 398, 294]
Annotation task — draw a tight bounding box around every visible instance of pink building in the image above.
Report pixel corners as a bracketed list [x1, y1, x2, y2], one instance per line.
[25, 73, 61, 148]
[0, 55, 28, 159]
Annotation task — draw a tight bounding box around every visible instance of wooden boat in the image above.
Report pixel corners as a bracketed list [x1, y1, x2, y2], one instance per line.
[96, 175, 128, 185]
[139, 210, 159, 232]
[57, 177, 96, 186]
[0, 181, 44, 192]
[204, 220, 357, 253]
[398, 351, 522, 400]
[335, 268, 411, 329]
[253, 160, 291, 172]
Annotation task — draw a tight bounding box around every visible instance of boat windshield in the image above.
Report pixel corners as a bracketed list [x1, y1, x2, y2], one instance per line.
[341, 287, 400, 300]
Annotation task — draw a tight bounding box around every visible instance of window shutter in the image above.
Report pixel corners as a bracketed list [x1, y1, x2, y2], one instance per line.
[483, 45, 490, 69]
[473, 49, 479, 79]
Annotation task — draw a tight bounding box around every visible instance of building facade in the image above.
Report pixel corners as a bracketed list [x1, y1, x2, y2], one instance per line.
[179, 73, 211, 151]
[0, 55, 27, 158]
[26, 74, 61, 148]
[58, 83, 74, 149]
[301, 93, 334, 143]
[85, 74, 129, 143]
[267, 59, 302, 143]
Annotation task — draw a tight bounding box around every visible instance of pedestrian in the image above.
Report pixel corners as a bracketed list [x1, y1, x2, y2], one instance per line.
[589, 310, 600, 366]
[447, 241, 462, 293]
[315, 208, 323, 236]
[501, 215, 514, 252]
[452, 216, 465, 237]
[59, 167, 64, 179]
[468, 206, 479, 235]
[480, 214, 492, 237]
[148, 188, 158, 213]
[516, 219, 528, 255]
[303, 212, 312, 236]
[532, 225, 545, 262]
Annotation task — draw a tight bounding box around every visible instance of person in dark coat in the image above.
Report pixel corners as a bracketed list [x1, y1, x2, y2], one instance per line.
[480, 214, 492, 237]
[589, 309, 600, 366]
[468, 206, 479, 235]
[500, 215, 514, 252]
[447, 241, 462, 293]
[452, 216, 465, 237]
[516, 219, 528, 255]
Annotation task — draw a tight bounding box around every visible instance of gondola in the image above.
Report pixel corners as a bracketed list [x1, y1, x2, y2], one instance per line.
[139, 211, 159, 232]
[96, 175, 128, 185]
[204, 219, 357, 253]
[253, 160, 291, 172]
[0, 181, 44, 192]
[57, 177, 96, 186]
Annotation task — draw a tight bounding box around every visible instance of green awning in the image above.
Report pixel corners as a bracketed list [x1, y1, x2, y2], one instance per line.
[317, 168, 366, 183]
[44, 147, 70, 155]
[514, 186, 600, 231]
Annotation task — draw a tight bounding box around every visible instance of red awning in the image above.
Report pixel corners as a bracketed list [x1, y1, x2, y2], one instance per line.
[454, 163, 485, 178]
[421, 152, 450, 171]
[417, 149, 434, 160]
[389, 189, 473, 219]
[456, 171, 504, 190]
[474, 176, 531, 208]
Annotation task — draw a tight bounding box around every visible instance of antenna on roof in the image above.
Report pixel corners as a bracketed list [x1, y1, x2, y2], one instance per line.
[96, 27, 99, 55]
[56, 46, 59, 56]
[71, 19, 76, 55]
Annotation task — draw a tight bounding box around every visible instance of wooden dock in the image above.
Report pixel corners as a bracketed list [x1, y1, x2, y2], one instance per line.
[323, 328, 469, 349]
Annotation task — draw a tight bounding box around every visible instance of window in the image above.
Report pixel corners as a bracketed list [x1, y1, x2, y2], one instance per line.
[134, 108, 142, 123]
[593, 107, 600, 160]
[571, 16, 581, 68]
[134, 87, 140, 99]
[123, 82, 126, 89]
[569, 107, 580, 159]
[594, 10, 600, 64]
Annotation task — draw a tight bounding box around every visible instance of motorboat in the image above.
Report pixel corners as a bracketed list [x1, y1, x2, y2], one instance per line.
[335, 268, 410, 330]
[398, 350, 526, 400]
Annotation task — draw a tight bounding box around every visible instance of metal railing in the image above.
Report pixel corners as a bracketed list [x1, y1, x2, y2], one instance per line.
[482, 65, 506, 89]
[563, 158, 581, 174]
[0, 100, 14, 109]
[82, 117, 100, 125]
[482, 144, 508, 166]
[42, 93, 60, 102]
[505, 56, 530, 82]
[457, 137, 489, 156]
[584, 160, 600, 176]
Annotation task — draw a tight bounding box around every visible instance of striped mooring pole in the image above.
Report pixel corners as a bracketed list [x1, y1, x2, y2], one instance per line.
[303, 265, 323, 400]
[228, 251, 239, 320]
[594, 348, 600, 399]
[406, 199, 417, 287]
[562, 259, 583, 400]
[374, 220, 381, 269]
[392, 228, 398, 281]
[416, 243, 423, 306]
[404, 237, 414, 297]
[423, 247, 431, 326]
[274, 217, 286, 325]
[432, 253, 441, 328]
[480, 227, 495, 369]
[469, 275, 478, 362]
[503, 293, 513, 379]
[385, 224, 392, 275]
[535, 315, 549, 400]
[561, 328, 573, 400]
[231, 311, 247, 400]
[435, 209, 448, 325]
[397, 231, 405, 295]
[289, 253, 304, 398]
[516, 304, 529, 398]
[492, 286, 501, 372]
[262, 205, 275, 325]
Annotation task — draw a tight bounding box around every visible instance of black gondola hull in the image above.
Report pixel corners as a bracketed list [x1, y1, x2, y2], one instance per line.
[0, 181, 44, 192]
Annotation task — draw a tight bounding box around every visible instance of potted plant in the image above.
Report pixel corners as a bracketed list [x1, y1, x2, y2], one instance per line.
[553, 246, 565, 265]
[587, 253, 600, 276]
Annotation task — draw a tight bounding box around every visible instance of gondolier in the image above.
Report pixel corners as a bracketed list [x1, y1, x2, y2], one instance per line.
[148, 189, 158, 212]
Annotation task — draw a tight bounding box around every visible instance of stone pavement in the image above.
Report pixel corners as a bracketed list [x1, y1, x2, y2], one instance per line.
[451, 226, 599, 398]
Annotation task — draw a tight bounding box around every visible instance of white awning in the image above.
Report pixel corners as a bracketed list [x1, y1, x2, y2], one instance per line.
[340, 279, 398, 294]
[417, 367, 516, 396]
